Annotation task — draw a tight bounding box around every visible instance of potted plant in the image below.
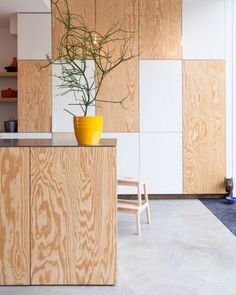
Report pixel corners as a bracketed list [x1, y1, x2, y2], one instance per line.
[43, 0, 136, 145]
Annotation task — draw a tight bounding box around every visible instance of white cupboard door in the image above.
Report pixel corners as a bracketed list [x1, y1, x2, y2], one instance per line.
[140, 60, 182, 132]
[183, 0, 225, 59]
[18, 14, 51, 59]
[102, 133, 139, 194]
[140, 133, 182, 194]
[52, 61, 95, 132]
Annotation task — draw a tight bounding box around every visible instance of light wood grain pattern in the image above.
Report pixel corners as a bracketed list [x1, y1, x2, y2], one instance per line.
[139, 0, 182, 59]
[0, 148, 30, 285]
[183, 61, 225, 193]
[52, 0, 95, 58]
[96, 0, 139, 132]
[18, 60, 52, 132]
[31, 147, 117, 285]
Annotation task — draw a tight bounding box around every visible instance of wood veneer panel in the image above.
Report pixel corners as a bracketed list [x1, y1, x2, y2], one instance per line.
[96, 0, 139, 132]
[31, 147, 116, 285]
[52, 0, 95, 58]
[139, 0, 182, 59]
[18, 60, 52, 132]
[183, 61, 225, 193]
[0, 148, 30, 285]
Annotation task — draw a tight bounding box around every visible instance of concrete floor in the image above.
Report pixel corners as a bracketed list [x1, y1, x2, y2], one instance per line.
[1, 200, 236, 295]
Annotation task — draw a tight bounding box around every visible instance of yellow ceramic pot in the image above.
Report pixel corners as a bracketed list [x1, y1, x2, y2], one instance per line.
[73, 116, 103, 145]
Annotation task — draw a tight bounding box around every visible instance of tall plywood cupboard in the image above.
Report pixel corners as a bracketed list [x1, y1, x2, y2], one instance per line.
[17, 13, 52, 132]
[15, 0, 227, 195]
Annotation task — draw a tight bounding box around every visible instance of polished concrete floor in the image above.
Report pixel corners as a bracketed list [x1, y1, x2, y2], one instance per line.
[1, 200, 236, 295]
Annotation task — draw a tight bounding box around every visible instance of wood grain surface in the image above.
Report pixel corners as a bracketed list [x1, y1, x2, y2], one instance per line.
[183, 61, 226, 193]
[0, 148, 30, 285]
[139, 0, 182, 59]
[30, 147, 117, 285]
[18, 60, 52, 132]
[52, 0, 95, 58]
[96, 0, 139, 132]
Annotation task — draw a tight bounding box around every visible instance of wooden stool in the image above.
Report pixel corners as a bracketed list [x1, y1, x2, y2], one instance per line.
[117, 177, 151, 236]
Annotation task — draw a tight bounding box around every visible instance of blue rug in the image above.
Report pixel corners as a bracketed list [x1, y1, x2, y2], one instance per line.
[200, 198, 236, 236]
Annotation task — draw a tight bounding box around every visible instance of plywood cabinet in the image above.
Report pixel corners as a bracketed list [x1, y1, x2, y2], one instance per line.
[139, 0, 182, 59]
[30, 147, 116, 285]
[96, 0, 139, 132]
[18, 60, 52, 132]
[52, 0, 95, 59]
[0, 144, 116, 285]
[0, 148, 30, 285]
[183, 61, 225, 193]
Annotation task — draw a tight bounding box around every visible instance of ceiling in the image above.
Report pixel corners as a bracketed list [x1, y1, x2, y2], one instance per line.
[0, 0, 51, 13]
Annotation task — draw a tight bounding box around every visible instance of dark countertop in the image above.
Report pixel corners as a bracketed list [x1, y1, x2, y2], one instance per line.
[0, 138, 117, 147]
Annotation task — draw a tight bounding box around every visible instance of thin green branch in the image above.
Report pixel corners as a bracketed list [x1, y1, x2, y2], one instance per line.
[40, 0, 137, 116]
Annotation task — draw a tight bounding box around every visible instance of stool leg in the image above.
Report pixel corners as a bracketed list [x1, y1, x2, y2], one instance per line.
[136, 212, 141, 236]
[144, 183, 151, 224]
[136, 184, 142, 236]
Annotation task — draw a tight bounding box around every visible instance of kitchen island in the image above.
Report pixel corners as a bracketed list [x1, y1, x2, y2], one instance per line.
[0, 138, 117, 285]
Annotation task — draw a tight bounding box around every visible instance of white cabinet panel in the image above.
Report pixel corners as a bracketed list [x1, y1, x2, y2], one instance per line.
[183, 0, 225, 59]
[52, 61, 95, 132]
[140, 60, 182, 132]
[102, 133, 139, 194]
[18, 13, 51, 59]
[140, 133, 182, 194]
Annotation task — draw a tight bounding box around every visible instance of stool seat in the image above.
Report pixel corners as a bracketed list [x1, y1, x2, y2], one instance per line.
[117, 177, 151, 237]
[117, 177, 146, 186]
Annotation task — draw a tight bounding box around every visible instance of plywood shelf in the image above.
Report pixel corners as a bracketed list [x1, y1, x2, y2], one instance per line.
[0, 97, 17, 103]
[0, 72, 17, 78]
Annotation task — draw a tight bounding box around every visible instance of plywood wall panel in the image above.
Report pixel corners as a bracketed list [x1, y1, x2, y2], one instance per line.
[183, 61, 225, 193]
[139, 0, 182, 59]
[18, 60, 52, 132]
[96, 0, 139, 132]
[31, 147, 116, 285]
[0, 148, 30, 285]
[52, 0, 95, 58]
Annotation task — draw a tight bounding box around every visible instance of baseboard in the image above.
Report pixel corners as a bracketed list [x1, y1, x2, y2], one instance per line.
[117, 194, 227, 200]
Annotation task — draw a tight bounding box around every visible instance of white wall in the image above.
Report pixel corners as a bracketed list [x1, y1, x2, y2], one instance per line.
[18, 13, 51, 59]
[0, 27, 17, 132]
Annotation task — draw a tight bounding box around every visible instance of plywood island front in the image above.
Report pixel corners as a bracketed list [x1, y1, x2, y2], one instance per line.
[0, 138, 117, 285]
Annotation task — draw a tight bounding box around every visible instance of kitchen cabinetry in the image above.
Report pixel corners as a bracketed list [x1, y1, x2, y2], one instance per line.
[18, 60, 52, 132]
[0, 139, 116, 285]
[0, 147, 30, 285]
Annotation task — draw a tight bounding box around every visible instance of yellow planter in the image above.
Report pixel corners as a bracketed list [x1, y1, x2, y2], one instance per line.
[73, 116, 103, 145]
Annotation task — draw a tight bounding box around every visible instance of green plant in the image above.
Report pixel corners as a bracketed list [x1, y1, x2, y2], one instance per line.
[43, 0, 136, 116]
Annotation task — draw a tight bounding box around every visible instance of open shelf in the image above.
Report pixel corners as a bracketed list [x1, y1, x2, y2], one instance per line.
[0, 72, 17, 78]
[0, 97, 17, 103]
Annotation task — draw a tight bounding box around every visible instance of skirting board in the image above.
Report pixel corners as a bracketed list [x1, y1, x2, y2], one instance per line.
[118, 194, 227, 200]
